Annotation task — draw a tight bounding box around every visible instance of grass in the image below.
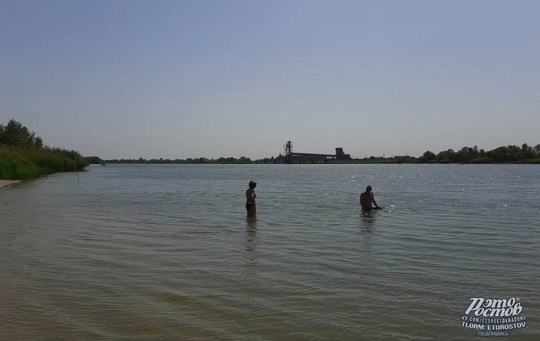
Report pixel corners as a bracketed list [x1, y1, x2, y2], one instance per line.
[0, 145, 89, 180]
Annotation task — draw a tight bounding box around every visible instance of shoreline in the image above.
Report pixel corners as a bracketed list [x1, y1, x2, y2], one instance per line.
[0, 180, 21, 189]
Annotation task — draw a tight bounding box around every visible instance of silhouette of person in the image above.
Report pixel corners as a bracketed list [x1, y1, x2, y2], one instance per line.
[246, 180, 257, 216]
[360, 185, 380, 211]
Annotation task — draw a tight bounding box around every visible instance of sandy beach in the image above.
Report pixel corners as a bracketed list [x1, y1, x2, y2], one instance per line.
[0, 180, 21, 189]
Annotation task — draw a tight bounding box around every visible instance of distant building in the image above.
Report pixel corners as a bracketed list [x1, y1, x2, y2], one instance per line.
[282, 140, 351, 163]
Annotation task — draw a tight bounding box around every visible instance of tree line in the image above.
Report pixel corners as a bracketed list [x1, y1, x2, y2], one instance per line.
[0, 119, 88, 180]
[4, 119, 535, 173]
[420, 144, 540, 164]
[94, 144, 540, 165]
[95, 156, 255, 164]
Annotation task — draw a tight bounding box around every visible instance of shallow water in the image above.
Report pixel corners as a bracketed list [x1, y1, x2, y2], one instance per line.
[1, 164, 539, 340]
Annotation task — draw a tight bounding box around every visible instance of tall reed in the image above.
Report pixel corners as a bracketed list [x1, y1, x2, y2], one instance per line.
[0, 145, 88, 180]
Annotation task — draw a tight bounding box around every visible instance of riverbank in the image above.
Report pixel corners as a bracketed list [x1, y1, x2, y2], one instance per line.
[0, 180, 21, 189]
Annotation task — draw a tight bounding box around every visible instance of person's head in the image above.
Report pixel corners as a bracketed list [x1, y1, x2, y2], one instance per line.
[365, 185, 372, 193]
[249, 180, 257, 189]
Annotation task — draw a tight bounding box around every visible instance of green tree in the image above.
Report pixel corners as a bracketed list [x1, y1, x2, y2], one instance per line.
[85, 156, 103, 164]
[421, 151, 435, 162]
[0, 119, 43, 149]
[436, 149, 455, 163]
[487, 145, 522, 162]
[521, 143, 535, 159]
[455, 146, 476, 163]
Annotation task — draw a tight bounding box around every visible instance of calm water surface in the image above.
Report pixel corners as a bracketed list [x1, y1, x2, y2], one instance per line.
[1, 164, 539, 340]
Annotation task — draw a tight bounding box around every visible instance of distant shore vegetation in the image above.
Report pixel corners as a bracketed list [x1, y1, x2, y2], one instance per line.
[92, 156, 255, 165]
[417, 145, 540, 164]
[2, 120, 536, 178]
[91, 144, 540, 165]
[0, 119, 88, 180]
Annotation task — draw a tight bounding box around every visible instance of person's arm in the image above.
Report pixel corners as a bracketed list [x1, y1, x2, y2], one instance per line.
[371, 193, 380, 208]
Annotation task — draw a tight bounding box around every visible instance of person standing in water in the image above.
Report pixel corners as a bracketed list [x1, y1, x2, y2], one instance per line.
[360, 185, 380, 211]
[246, 180, 257, 216]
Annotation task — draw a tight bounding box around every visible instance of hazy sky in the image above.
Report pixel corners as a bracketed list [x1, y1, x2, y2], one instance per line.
[1, 0, 539, 160]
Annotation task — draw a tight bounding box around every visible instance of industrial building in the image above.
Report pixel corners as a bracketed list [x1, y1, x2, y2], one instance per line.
[281, 140, 351, 163]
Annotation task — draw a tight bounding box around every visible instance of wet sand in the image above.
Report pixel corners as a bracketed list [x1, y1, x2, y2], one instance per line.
[0, 180, 21, 189]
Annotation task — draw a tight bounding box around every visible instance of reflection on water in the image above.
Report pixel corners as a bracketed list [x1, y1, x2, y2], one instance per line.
[244, 217, 258, 253]
[242, 217, 258, 284]
[246, 216, 257, 229]
[360, 211, 376, 232]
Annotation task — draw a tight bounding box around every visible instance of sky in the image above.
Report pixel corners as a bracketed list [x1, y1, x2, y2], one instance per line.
[1, 0, 539, 160]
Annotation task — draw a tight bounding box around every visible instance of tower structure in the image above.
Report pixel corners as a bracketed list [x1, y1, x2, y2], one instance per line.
[284, 140, 293, 157]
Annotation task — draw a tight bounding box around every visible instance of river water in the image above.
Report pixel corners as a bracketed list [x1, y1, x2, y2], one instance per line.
[1, 164, 539, 340]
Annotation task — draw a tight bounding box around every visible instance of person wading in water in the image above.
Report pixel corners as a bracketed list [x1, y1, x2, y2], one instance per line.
[360, 185, 381, 211]
[246, 180, 257, 216]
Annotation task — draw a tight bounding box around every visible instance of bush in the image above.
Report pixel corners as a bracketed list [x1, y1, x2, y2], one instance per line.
[470, 157, 494, 164]
[0, 144, 88, 180]
[522, 158, 540, 164]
